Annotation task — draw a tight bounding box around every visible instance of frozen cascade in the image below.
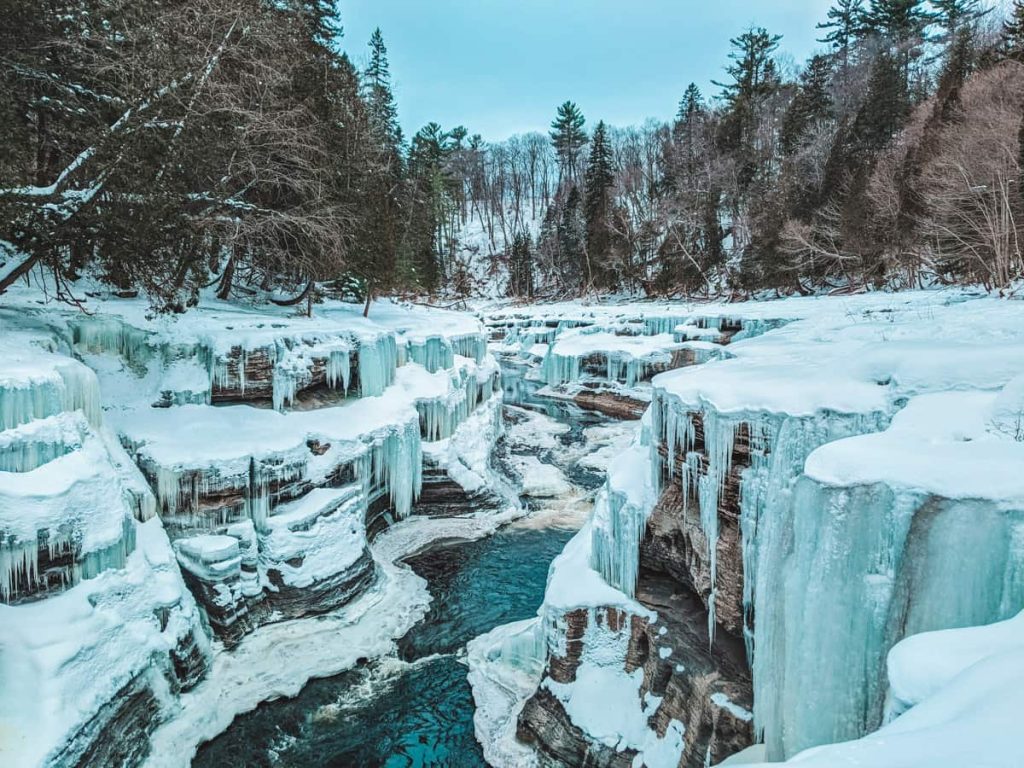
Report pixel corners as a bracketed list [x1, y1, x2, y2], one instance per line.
[606, 355, 661, 389]
[752, 481, 1024, 760]
[450, 333, 488, 363]
[151, 456, 305, 531]
[407, 337, 455, 373]
[358, 334, 398, 397]
[212, 347, 250, 395]
[589, 418, 656, 597]
[1, 514, 136, 603]
[650, 388, 888, 644]
[542, 348, 581, 386]
[589, 485, 649, 597]
[359, 418, 423, 521]
[0, 413, 83, 473]
[325, 349, 351, 392]
[71, 316, 154, 371]
[644, 315, 693, 336]
[0, 358, 102, 431]
[416, 366, 495, 442]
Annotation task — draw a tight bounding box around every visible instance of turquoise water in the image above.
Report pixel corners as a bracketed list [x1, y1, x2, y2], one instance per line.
[193, 363, 601, 767]
[192, 526, 574, 767]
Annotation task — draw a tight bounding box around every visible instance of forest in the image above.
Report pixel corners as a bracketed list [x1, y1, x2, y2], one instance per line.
[1, 0, 1023, 309]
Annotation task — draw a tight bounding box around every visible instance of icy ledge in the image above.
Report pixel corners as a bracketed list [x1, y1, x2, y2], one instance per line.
[143, 547, 430, 768]
[736, 613, 1024, 768]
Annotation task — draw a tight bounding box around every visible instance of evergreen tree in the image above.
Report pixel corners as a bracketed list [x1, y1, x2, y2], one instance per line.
[507, 231, 534, 298]
[863, 0, 933, 44]
[670, 84, 706, 185]
[850, 51, 909, 158]
[584, 120, 615, 288]
[817, 0, 868, 67]
[559, 186, 587, 289]
[716, 27, 781, 190]
[363, 28, 403, 149]
[1003, 0, 1024, 61]
[896, 26, 972, 245]
[863, 0, 933, 89]
[931, 0, 988, 42]
[715, 27, 783, 107]
[781, 55, 834, 155]
[402, 122, 460, 293]
[674, 85, 706, 144]
[549, 101, 588, 185]
[353, 28, 404, 312]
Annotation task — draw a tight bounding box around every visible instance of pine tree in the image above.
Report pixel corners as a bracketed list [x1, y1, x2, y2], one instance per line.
[549, 101, 588, 186]
[715, 27, 783, 107]
[584, 120, 615, 288]
[716, 27, 781, 190]
[665, 84, 706, 192]
[817, 0, 868, 67]
[781, 55, 834, 155]
[559, 186, 587, 289]
[363, 28, 403, 150]
[507, 232, 534, 298]
[931, 0, 988, 43]
[353, 28, 405, 312]
[1003, 0, 1024, 62]
[863, 0, 933, 44]
[675, 85, 706, 140]
[850, 51, 909, 157]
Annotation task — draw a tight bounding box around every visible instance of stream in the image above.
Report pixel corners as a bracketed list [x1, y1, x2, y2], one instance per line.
[193, 361, 622, 768]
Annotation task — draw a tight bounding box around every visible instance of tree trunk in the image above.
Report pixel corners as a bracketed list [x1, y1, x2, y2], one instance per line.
[216, 254, 235, 300]
[362, 283, 373, 317]
[268, 279, 313, 307]
[0, 253, 40, 296]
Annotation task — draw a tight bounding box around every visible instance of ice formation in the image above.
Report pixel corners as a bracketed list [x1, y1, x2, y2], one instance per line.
[742, 613, 1024, 768]
[588, 419, 657, 597]
[406, 335, 455, 373]
[542, 330, 685, 388]
[1, 291, 503, 767]
[482, 290, 1024, 768]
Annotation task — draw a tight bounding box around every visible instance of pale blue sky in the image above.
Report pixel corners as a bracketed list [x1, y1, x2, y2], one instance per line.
[338, 0, 835, 141]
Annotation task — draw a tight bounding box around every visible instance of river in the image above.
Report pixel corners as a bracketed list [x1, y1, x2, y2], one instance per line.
[193, 361, 626, 767]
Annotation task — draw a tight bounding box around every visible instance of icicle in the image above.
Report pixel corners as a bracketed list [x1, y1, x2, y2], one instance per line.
[589, 487, 649, 597]
[358, 418, 423, 521]
[542, 348, 582, 386]
[358, 334, 398, 397]
[326, 349, 351, 393]
[0, 360, 101, 431]
[56, 362, 102, 428]
[71, 317, 153, 370]
[0, 539, 39, 603]
[407, 337, 454, 373]
[75, 516, 135, 584]
[272, 369, 298, 412]
[450, 333, 487, 363]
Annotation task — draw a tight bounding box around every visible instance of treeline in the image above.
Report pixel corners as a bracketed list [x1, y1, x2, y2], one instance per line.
[2, 1, 1023, 308]
[436, 0, 1024, 297]
[0, 0, 439, 311]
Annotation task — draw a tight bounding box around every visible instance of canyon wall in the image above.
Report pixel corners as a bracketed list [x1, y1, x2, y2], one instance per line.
[474, 293, 1024, 767]
[0, 297, 502, 767]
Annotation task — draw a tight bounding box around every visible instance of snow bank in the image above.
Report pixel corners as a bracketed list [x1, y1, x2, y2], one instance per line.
[0, 520, 208, 768]
[739, 614, 1024, 768]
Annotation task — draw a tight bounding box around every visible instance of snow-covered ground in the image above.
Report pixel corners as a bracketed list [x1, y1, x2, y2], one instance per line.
[0, 286, 507, 767]
[473, 288, 1024, 768]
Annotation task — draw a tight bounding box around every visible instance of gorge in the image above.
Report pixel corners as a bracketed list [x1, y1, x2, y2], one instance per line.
[2, 286, 1024, 768]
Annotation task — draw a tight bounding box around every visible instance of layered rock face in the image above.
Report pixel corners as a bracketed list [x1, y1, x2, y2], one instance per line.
[1, 298, 503, 767]
[475, 293, 1024, 768]
[0, 331, 210, 768]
